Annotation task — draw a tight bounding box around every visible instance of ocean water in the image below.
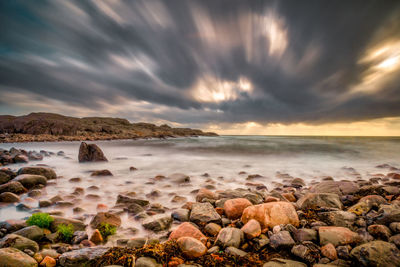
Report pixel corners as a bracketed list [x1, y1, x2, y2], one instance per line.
[1, 135, 399, 241]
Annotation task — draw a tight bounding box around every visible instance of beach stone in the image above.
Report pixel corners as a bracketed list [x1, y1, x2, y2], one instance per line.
[13, 226, 44, 241]
[290, 241, 320, 264]
[12, 174, 47, 189]
[50, 216, 86, 232]
[169, 222, 207, 244]
[0, 247, 37, 267]
[171, 195, 187, 203]
[310, 181, 359, 196]
[390, 222, 400, 233]
[89, 229, 103, 244]
[14, 154, 29, 163]
[189, 202, 221, 225]
[28, 189, 41, 198]
[292, 228, 317, 242]
[368, 224, 392, 241]
[241, 202, 299, 230]
[204, 223, 221, 236]
[116, 194, 149, 206]
[350, 240, 400, 266]
[0, 234, 39, 253]
[217, 188, 264, 204]
[135, 256, 162, 267]
[389, 234, 400, 247]
[39, 249, 60, 259]
[124, 203, 145, 215]
[18, 167, 56, 180]
[90, 212, 121, 229]
[0, 192, 20, 202]
[321, 243, 337, 260]
[72, 231, 88, 244]
[58, 247, 108, 267]
[171, 209, 190, 222]
[336, 245, 350, 260]
[319, 226, 360, 246]
[224, 198, 252, 219]
[225, 246, 247, 257]
[78, 142, 108, 162]
[142, 214, 172, 232]
[40, 256, 56, 267]
[0, 181, 27, 194]
[348, 195, 387, 215]
[297, 193, 343, 210]
[195, 188, 216, 202]
[318, 211, 356, 228]
[0, 219, 27, 232]
[375, 204, 400, 225]
[39, 200, 52, 208]
[177, 236, 207, 258]
[0, 171, 12, 185]
[90, 170, 113, 176]
[263, 258, 307, 267]
[215, 227, 244, 248]
[169, 173, 190, 183]
[270, 231, 295, 249]
[241, 219, 261, 239]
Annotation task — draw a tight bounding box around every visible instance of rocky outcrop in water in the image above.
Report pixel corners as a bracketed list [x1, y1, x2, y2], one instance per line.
[78, 142, 108, 163]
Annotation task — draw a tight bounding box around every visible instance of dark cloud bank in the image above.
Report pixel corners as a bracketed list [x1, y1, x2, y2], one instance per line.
[1, 0, 400, 127]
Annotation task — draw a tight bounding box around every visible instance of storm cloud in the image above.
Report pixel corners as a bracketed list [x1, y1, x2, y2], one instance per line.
[1, 0, 400, 128]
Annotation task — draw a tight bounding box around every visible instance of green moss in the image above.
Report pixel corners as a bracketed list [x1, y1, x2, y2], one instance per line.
[26, 213, 54, 229]
[57, 224, 74, 243]
[97, 223, 117, 240]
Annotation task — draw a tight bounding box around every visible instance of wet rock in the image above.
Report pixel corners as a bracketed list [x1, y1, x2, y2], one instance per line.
[39, 249, 60, 259]
[348, 195, 387, 215]
[318, 226, 360, 246]
[224, 198, 252, 220]
[215, 227, 244, 248]
[321, 243, 337, 260]
[89, 229, 103, 244]
[217, 189, 264, 204]
[0, 170, 12, 185]
[241, 219, 261, 239]
[0, 192, 20, 202]
[18, 167, 57, 180]
[90, 170, 113, 176]
[263, 258, 307, 267]
[270, 231, 295, 249]
[368, 224, 392, 241]
[189, 202, 221, 225]
[241, 202, 299, 230]
[116, 194, 149, 207]
[292, 228, 317, 242]
[39, 200, 52, 208]
[171, 195, 187, 203]
[390, 222, 400, 233]
[69, 178, 81, 183]
[336, 245, 350, 259]
[58, 247, 108, 267]
[40, 256, 56, 267]
[390, 234, 400, 247]
[0, 181, 27, 194]
[72, 231, 88, 244]
[310, 181, 359, 196]
[13, 174, 47, 189]
[169, 222, 207, 244]
[0, 219, 27, 232]
[204, 223, 221, 236]
[375, 204, 400, 225]
[291, 241, 320, 264]
[225, 246, 247, 257]
[0, 234, 39, 253]
[78, 142, 108, 162]
[135, 256, 162, 267]
[14, 154, 29, 163]
[90, 212, 121, 229]
[171, 209, 190, 222]
[142, 214, 172, 232]
[0, 247, 37, 267]
[318, 211, 356, 228]
[124, 203, 145, 215]
[350, 240, 400, 266]
[13, 226, 44, 241]
[169, 173, 190, 184]
[297, 193, 343, 210]
[50, 216, 86, 232]
[28, 189, 41, 198]
[16, 203, 31, 211]
[195, 188, 216, 202]
[177, 236, 207, 258]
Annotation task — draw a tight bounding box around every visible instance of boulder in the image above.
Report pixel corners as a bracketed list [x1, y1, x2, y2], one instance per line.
[13, 226, 44, 241]
[14, 154, 29, 163]
[195, 188, 217, 202]
[12, 174, 47, 189]
[0, 170, 12, 184]
[50, 216, 86, 232]
[269, 231, 295, 249]
[0, 181, 27, 194]
[350, 240, 400, 266]
[310, 181, 359, 196]
[321, 243, 337, 260]
[318, 211, 356, 228]
[241, 202, 299, 230]
[0, 234, 39, 253]
[241, 219, 261, 239]
[78, 142, 108, 162]
[318, 226, 360, 246]
[297, 193, 343, 210]
[142, 215, 172, 232]
[224, 198, 252, 220]
[90, 212, 121, 229]
[292, 228, 317, 243]
[0, 192, 20, 202]
[135, 257, 162, 267]
[290, 241, 320, 264]
[215, 227, 244, 248]
[189, 202, 221, 225]
[177, 236, 207, 258]
[225, 246, 247, 257]
[204, 223, 221, 236]
[217, 188, 264, 204]
[90, 170, 113, 177]
[348, 195, 387, 215]
[375, 204, 400, 225]
[17, 167, 57, 180]
[171, 209, 190, 222]
[168, 173, 190, 184]
[169, 222, 207, 244]
[0, 247, 37, 267]
[263, 258, 307, 267]
[58, 247, 108, 267]
[368, 224, 392, 241]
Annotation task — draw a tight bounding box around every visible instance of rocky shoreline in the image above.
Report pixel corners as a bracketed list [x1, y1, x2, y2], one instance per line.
[0, 146, 400, 266]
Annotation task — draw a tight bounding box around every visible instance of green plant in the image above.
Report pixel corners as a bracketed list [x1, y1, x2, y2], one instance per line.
[97, 223, 116, 240]
[57, 224, 74, 243]
[26, 213, 54, 229]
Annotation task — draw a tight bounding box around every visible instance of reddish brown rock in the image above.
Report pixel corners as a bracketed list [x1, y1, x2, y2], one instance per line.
[265, 196, 280, 203]
[169, 222, 207, 244]
[78, 142, 108, 162]
[89, 229, 103, 244]
[241, 219, 261, 239]
[241, 201, 299, 229]
[177, 236, 207, 258]
[224, 198, 252, 220]
[319, 226, 361, 246]
[90, 170, 113, 176]
[90, 212, 121, 228]
[321, 243, 338, 260]
[40, 256, 56, 267]
[282, 193, 296, 202]
[195, 188, 217, 202]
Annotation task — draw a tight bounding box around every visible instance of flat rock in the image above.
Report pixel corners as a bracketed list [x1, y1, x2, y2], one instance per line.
[0, 233, 39, 253]
[350, 240, 400, 266]
[17, 166, 57, 180]
[269, 231, 295, 249]
[263, 258, 307, 267]
[169, 222, 207, 244]
[13, 226, 44, 241]
[348, 195, 387, 215]
[215, 227, 244, 248]
[0, 247, 37, 267]
[319, 226, 360, 246]
[90, 212, 121, 229]
[135, 256, 162, 267]
[318, 211, 356, 228]
[225, 246, 247, 257]
[50, 216, 86, 232]
[189, 202, 221, 225]
[142, 214, 172, 232]
[297, 193, 343, 210]
[0, 181, 27, 194]
[58, 247, 108, 267]
[310, 181, 359, 196]
[177, 236, 207, 258]
[375, 204, 400, 225]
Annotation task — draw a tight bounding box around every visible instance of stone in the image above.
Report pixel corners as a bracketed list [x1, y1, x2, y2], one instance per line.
[348, 195, 387, 215]
[142, 215, 172, 232]
[263, 258, 307, 267]
[195, 188, 216, 202]
[168, 173, 190, 184]
[189, 202, 221, 225]
[318, 211, 356, 228]
[171, 209, 190, 222]
[135, 256, 162, 267]
[78, 142, 108, 162]
[391, 222, 400, 233]
[368, 224, 392, 241]
[215, 227, 244, 248]
[50, 216, 86, 232]
[39, 249, 60, 259]
[171, 196, 187, 203]
[0, 170, 12, 185]
[124, 203, 145, 215]
[290, 241, 320, 264]
[0, 181, 27, 194]
[350, 240, 400, 266]
[318, 226, 360, 246]
[14, 154, 29, 163]
[241, 219, 261, 239]
[169, 222, 207, 244]
[72, 231, 88, 244]
[390, 234, 400, 247]
[375, 204, 400, 225]
[90, 229, 103, 244]
[0, 234, 39, 253]
[13, 226, 44, 241]
[90, 170, 113, 177]
[90, 212, 121, 229]
[18, 167, 57, 180]
[0, 219, 27, 232]
[225, 246, 247, 257]
[217, 188, 264, 204]
[0, 192, 20, 202]
[58, 247, 108, 267]
[292, 228, 317, 242]
[0, 247, 38, 267]
[321, 243, 337, 260]
[297, 193, 343, 210]
[269, 231, 295, 249]
[224, 198, 252, 220]
[204, 223, 221, 236]
[241, 202, 299, 230]
[310, 181, 359, 196]
[12, 174, 47, 189]
[40, 256, 56, 267]
[116, 195, 149, 206]
[39, 200, 52, 208]
[177, 236, 207, 258]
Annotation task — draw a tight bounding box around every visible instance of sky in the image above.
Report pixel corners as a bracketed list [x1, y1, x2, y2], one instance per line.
[1, 0, 400, 136]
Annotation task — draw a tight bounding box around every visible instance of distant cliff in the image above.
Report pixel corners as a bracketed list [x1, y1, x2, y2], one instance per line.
[0, 113, 217, 142]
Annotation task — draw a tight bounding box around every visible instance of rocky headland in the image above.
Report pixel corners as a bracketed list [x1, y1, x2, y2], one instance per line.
[0, 113, 217, 143]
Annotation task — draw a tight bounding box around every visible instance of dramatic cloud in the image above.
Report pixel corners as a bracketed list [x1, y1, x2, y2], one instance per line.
[1, 0, 400, 132]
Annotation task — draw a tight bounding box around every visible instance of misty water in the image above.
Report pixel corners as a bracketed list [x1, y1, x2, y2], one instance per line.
[1, 135, 400, 243]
